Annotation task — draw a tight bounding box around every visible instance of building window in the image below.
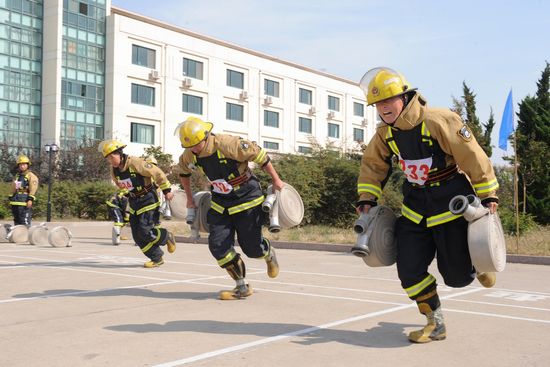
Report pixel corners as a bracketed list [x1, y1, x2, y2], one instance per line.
[183, 58, 203, 80]
[131, 83, 155, 106]
[264, 141, 279, 150]
[227, 69, 244, 89]
[264, 110, 279, 128]
[328, 95, 340, 111]
[298, 146, 313, 154]
[264, 79, 280, 97]
[353, 128, 364, 142]
[131, 45, 155, 68]
[299, 88, 312, 105]
[328, 122, 340, 138]
[226, 102, 244, 121]
[131, 122, 154, 144]
[79, 2, 88, 15]
[354, 102, 364, 117]
[182, 94, 203, 114]
[299, 117, 312, 133]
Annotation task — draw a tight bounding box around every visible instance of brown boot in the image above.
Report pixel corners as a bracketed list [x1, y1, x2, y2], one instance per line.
[144, 257, 164, 268]
[266, 247, 279, 278]
[408, 303, 446, 343]
[166, 231, 176, 254]
[476, 272, 496, 288]
[219, 283, 253, 300]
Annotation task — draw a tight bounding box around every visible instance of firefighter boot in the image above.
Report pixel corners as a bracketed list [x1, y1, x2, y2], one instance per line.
[476, 272, 496, 288]
[219, 281, 253, 300]
[265, 246, 279, 278]
[219, 255, 253, 300]
[166, 231, 176, 254]
[408, 303, 446, 343]
[144, 257, 164, 268]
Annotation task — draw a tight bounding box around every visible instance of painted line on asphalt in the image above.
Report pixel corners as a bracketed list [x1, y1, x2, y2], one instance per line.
[152, 303, 414, 367]
[152, 286, 549, 367]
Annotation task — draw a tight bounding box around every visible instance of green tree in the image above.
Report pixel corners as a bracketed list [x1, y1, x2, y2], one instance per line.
[57, 138, 109, 181]
[482, 108, 495, 157]
[462, 82, 492, 156]
[142, 145, 180, 185]
[516, 62, 550, 224]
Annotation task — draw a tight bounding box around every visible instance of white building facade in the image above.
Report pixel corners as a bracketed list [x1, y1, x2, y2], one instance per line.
[1, 1, 376, 161]
[106, 7, 376, 159]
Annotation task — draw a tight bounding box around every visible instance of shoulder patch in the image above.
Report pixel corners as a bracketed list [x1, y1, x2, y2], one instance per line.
[457, 125, 473, 141]
[240, 141, 249, 150]
[144, 162, 153, 169]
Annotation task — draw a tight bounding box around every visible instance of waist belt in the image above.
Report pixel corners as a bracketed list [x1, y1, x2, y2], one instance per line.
[227, 171, 252, 187]
[129, 185, 154, 198]
[413, 165, 458, 188]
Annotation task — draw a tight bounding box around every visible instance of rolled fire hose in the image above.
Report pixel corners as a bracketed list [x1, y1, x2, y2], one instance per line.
[7, 224, 29, 244]
[28, 223, 49, 246]
[449, 194, 506, 272]
[186, 191, 211, 240]
[0, 224, 11, 243]
[351, 205, 397, 267]
[48, 226, 73, 247]
[263, 184, 304, 233]
[168, 185, 188, 220]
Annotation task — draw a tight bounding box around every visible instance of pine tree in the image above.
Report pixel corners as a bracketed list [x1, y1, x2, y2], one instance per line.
[462, 82, 492, 156]
[483, 108, 495, 157]
[516, 62, 550, 224]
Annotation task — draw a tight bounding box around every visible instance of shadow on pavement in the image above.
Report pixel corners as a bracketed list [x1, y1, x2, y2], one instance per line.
[105, 319, 414, 348]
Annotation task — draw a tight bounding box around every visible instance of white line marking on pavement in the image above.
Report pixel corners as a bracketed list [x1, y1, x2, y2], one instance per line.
[152, 303, 414, 367]
[444, 307, 550, 323]
[153, 286, 548, 367]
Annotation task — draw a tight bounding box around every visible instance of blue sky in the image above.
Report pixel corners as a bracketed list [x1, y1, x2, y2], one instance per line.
[111, 0, 549, 165]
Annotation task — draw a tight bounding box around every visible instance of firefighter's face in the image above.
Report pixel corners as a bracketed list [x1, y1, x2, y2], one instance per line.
[190, 139, 206, 155]
[18, 163, 29, 171]
[376, 95, 404, 124]
[106, 152, 121, 167]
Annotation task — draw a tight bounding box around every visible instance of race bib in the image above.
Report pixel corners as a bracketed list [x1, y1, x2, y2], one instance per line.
[211, 179, 233, 194]
[117, 178, 134, 191]
[14, 181, 22, 190]
[398, 156, 432, 185]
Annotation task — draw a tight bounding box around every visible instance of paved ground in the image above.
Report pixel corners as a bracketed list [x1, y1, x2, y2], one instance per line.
[1, 221, 549, 367]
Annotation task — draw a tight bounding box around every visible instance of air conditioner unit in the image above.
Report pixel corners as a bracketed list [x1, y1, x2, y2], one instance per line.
[240, 91, 249, 100]
[182, 78, 193, 88]
[327, 111, 336, 119]
[148, 70, 159, 80]
[308, 107, 316, 115]
[263, 96, 273, 105]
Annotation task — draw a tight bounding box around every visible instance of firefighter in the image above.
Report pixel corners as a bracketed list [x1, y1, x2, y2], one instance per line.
[356, 67, 499, 343]
[9, 155, 39, 227]
[99, 140, 176, 267]
[105, 190, 130, 245]
[176, 116, 283, 300]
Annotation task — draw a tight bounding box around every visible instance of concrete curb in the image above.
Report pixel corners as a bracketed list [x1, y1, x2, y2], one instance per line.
[175, 235, 550, 266]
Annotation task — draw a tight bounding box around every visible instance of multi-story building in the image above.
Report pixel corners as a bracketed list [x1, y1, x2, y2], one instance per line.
[1, 0, 375, 161]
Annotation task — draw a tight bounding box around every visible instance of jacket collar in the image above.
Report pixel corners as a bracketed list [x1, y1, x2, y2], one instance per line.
[392, 92, 427, 131]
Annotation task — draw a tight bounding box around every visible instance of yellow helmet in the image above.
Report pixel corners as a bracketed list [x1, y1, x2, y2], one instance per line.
[145, 155, 158, 165]
[98, 139, 126, 158]
[175, 116, 213, 148]
[359, 67, 415, 105]
[17, 155, 31, 165]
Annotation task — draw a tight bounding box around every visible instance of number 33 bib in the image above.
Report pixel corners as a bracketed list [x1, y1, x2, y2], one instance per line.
[398, 156, 432, 185]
